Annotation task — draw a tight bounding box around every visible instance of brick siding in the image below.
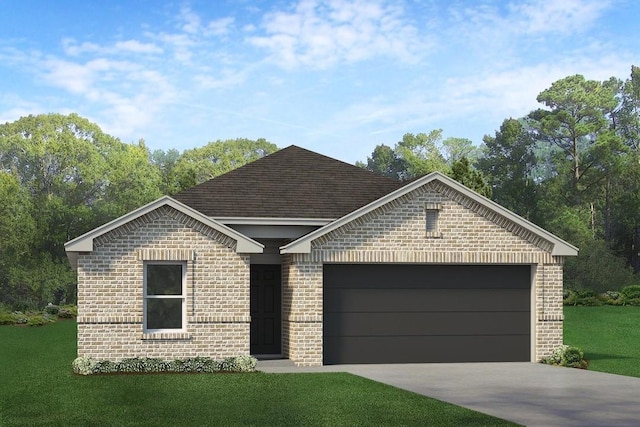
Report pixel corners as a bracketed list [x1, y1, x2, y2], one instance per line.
[76, 205, 250, 361]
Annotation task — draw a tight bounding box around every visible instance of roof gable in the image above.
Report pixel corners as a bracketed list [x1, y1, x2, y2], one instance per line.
[65, 196, 264, 268]
[173, 145, 403, 219]
[281, 172, 578, 257]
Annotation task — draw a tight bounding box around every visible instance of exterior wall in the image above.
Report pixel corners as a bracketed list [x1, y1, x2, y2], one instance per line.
[284, 182, 565, 366]
[76, 205, 250, 361]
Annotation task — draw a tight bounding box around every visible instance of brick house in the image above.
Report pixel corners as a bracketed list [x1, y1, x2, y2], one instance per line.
[65, 146, 577, 366]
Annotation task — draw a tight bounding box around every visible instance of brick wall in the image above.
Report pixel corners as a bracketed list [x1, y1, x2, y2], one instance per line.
[283, 182, 565, 366]
[76, 205, 250, 361]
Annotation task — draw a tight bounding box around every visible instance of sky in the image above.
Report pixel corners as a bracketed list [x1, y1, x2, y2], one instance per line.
[0, 0, 638, 164]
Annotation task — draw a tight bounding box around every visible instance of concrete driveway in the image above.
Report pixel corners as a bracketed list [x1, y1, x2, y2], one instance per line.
[258, 361, 640, 426]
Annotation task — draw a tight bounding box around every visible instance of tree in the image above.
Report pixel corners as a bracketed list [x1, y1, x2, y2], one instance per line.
[477, 118, 539, 219]
[448, 157, 492, 198]
[151, 148, 181, 195]
[395, 130, 449, 178]
[0, 113, 165, 307]
[356, 144, 407, 180]
[442, 137, 478, 165]
[529, 74, 618, 191]
[614, 65, 640, 150]
[172, 138, 278, 189]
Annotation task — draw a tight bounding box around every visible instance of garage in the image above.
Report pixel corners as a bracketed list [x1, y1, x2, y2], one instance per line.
[323, 264, 531, 364]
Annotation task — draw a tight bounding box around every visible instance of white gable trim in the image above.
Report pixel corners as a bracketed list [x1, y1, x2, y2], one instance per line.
[65, 196, 264, 268]
[280, 172, 578, 257]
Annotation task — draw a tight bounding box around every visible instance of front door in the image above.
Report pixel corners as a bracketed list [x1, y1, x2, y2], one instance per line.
[250, 264, 281, 354]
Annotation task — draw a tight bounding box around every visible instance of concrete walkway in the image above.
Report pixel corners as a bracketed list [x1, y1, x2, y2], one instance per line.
[257, 360, 640, 426]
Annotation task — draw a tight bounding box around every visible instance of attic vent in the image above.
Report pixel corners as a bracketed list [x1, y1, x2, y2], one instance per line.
[425, 203, 443, 238]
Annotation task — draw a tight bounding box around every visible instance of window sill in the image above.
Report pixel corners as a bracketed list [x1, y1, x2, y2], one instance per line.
[141, 332, 191, 340]
[425, 232, 443, 239]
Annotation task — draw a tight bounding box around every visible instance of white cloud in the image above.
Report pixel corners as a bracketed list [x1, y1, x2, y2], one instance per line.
[510, 0, 612, 35]
[248, 0, 427, 69]
[113, 40, 163, 54]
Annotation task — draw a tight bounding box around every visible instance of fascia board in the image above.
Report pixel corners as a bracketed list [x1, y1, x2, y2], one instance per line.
[281, 171, 579, 257]
[213, 217, 334, 226]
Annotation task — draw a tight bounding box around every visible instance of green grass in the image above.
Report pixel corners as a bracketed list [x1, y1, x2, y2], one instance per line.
[0, 321, 515, 426]
[564, 305, 640, 377]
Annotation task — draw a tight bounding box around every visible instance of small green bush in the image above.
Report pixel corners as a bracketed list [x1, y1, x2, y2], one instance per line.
[57, 305, 77, 318]
[0, 311, 17, 325]
[621, 285, 640, 300]
[541, 345, 588, 369]
[26, 314, 53, 326]
[72, 355, 257, 375]
[44, 304, 60, 315]
[72, 356, 99, 375]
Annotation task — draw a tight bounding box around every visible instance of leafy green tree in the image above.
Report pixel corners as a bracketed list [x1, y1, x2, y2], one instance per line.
[442, 137, 478, 165]
[356, 144, 407, 180]
[395, 130, 449, 178]
[477, 118, 539, 219]
[529, 74, 618, 192]
[0, 113, 164, 307]
[172, 138, 278, 189]
[151, 148, 182, 195]
[613, 66, 640, 150]
[448, 157, 492, 198]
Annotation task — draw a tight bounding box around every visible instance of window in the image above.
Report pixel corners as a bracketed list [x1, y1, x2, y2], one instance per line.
[426, 209, 439, 233]
[144, 262, 186, 332]
[425, 203, 443, 237]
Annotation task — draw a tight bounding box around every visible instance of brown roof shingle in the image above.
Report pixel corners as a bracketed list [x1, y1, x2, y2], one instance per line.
[173, 145, 403, 219]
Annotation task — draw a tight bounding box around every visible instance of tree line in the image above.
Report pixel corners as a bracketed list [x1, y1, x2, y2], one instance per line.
[1, 65, 638, 310]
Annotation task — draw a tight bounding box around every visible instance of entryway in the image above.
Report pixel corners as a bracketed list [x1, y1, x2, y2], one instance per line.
[250, 264, 281, 355]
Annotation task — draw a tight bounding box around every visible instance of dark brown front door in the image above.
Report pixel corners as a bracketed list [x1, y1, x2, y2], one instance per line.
[250, 264, 281, 354]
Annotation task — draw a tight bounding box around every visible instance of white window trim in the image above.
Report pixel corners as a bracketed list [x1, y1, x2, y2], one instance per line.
[143, 261, 187, 334]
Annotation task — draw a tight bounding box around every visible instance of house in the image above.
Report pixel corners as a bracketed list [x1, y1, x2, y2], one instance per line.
[65, 145, 578, 366]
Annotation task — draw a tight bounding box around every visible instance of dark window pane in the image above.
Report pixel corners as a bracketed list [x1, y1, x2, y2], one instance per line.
[146, 298, 183, 330]
[147, 264, 183, 295]
[426, 210, 439, 232]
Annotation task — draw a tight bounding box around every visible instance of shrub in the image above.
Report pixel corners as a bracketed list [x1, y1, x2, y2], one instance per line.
[621, 285, 640, 305]
[0, 311, 17, 325]
[72, 355, 257, 375]
[57, 305, 77, 318]
[44, 304, 60, 315]
[563, 289, 602, 306]
[541, 345, 588, 369]
[72, 356, 99, 375]
[221, 355, 257, 372]
[26, 314, 53, 326]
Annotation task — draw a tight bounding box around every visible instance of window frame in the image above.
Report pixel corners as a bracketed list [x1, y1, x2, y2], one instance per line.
[425, 203, 443, 238]
[143, 261, 187, 333]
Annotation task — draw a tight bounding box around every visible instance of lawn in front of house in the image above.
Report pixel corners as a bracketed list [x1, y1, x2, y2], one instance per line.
[564, 305, 640, 378]
[0, 321, 516, 426]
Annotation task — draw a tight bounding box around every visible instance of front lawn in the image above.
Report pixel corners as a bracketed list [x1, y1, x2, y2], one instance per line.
[564, 305, 640, 377]
[0, 321, 515, 426]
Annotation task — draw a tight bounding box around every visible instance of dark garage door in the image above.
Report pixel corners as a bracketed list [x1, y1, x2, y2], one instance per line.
[323, 264, 530, 364]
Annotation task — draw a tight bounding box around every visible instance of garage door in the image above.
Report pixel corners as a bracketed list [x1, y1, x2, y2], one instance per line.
[323, 264, 530, 364]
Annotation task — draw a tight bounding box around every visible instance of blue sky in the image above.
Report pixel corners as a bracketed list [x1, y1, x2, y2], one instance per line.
[0, 0, 638, 164]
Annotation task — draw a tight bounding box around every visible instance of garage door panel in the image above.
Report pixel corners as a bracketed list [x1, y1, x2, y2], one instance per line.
[323, 264, 531, 364]
[324, 288, 530, 312]
[324, 311, 529, 337]
[323, 335, 530, 364]
[324, 264, 530, 290]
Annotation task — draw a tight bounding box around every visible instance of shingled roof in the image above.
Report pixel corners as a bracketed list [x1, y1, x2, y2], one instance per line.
[173, 145, 403, 219]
